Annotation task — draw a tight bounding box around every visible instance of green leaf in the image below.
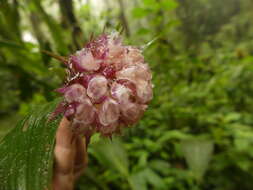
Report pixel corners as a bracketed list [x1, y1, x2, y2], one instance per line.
[129, 168, 166, 190]
[143, 168, 166, 189]
[136, 28, 150, 36]
[160, 0, 178, 10]
[149, 160, 170, 175]
[158, 130, 190, 143]
[143, 0, 157, 6]
[223, 112, 241, 123]
[132, 8, 148, 18]
[89, 133, 100, 145]
[181, 139, 214, 180]
[90, 138, 129, 177]
[0, 40, 23, 49]
[31, 0, 68, 54]
[129, 172, 147, 190]
[0, 99, 61, 190]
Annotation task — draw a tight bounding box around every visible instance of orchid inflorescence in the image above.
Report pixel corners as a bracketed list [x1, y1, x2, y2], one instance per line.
[53, 32, 153, 138]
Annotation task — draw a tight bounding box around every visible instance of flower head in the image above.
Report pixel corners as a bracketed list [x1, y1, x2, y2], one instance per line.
[55, 32, 153, 137]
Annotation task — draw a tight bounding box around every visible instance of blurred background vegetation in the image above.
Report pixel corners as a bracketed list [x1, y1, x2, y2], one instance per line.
[1, 0, 253, 189]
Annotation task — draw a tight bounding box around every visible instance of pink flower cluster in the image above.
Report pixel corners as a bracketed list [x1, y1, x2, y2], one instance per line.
[56, 32, 153, 137]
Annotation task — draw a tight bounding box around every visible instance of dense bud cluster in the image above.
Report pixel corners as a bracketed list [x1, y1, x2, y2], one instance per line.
[55, 32, 153, 137]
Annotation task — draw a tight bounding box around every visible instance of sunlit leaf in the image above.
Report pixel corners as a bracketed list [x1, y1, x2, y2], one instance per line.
[132, 8, 148, 18]
[160, 0, 178, 10]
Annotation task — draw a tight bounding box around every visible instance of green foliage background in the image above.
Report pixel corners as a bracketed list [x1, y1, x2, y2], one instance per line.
[1, 0, 253, 189]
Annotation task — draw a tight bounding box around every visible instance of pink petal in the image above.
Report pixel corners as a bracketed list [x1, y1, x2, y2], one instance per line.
[135, 80, 153, 103]
[89, 34, 109, 59]
[111, 82, 132, 104]
[79, 51, 100, 71]
[135, 64, 152, 81]
[98, 98, 120, 126]
[55, 86, 69, 94]
[64, 103, 76, 118]
[99, 121, 118, 135]
[71, 50, 101, 72]
[64, 84, 87, 103]
[74, 99, 96, 125]
[116, 64, 152, 82]
[120, 102, 145, 124]
[79, 74, 95, 88]
[87, 75, 108, 102]
[70, 55, 85, 72]
[108, 41, 125, 58]
[125, 47, 144, 64]
[116, 79, 137, 95]
[116, 66, 136, 81]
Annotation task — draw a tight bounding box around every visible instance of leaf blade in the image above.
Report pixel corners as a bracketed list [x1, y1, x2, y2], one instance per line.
[0, 99, 62, 190]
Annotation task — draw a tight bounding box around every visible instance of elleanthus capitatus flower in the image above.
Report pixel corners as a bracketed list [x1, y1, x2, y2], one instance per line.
[51, 32, 153, 140]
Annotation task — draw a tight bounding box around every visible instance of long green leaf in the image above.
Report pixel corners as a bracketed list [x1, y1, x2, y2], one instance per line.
[0, 99, 61, 190]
